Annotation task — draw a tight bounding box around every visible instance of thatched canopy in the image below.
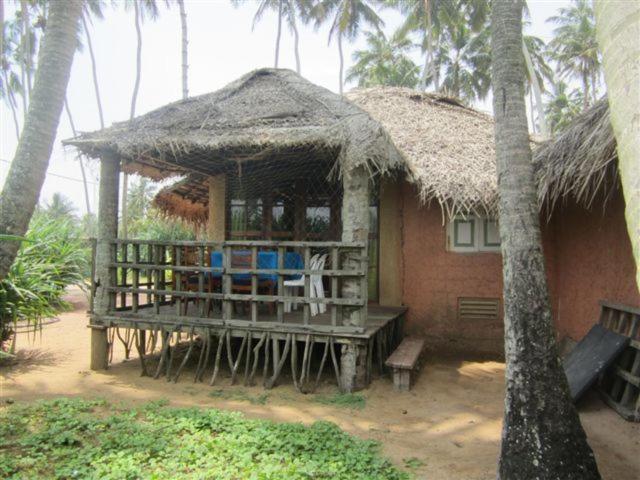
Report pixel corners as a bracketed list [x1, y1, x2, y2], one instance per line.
[65, 69, 618, 222]
[347, 87, 498, 217]
[152, 85, 503, 220]
[64, 68, 405, 181]
[533, 98, 618, 211]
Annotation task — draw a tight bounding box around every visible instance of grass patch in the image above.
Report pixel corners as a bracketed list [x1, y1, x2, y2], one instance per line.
[403, 457, 426, 470]
[0, 398, 407, 479]
[313, 393, 366, 410]
[208, 388, 270, 405]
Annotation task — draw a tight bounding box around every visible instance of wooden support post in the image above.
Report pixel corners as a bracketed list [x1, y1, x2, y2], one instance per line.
[339, 166, 369, 390]
[293, 180, 306, 241]
[340, 165, 369, 327]
[91, 153, 120, 370]
[277, 246, 284, 322]
[331, 247, 339, 326]
[339, 342, 369, 393]
[90, 326, 109, 371]
[174, 247, 182, 315]
[132, 244, 140, 312]
[303, 247, 311, 324]
[222, 245, 232, 320]
[251, 246, 258, 323]
[207, 174, 226, 242]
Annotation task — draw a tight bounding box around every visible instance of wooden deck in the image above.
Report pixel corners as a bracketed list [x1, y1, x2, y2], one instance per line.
[95, 304, 407, 342]
[94, 304, 406, 393]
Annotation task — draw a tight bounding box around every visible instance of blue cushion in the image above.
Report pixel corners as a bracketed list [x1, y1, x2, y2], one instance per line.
[209, 250, 304, 283]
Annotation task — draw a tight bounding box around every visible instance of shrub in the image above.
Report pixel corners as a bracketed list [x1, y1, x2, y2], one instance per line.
[0, 212, 88, 353]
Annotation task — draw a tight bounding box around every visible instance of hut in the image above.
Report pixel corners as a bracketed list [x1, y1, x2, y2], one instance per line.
[65, 69, 411, 392]
[151, 78, 639, 357]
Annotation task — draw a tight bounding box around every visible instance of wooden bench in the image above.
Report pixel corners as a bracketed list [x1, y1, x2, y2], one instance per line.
[385, 337, 425, 391]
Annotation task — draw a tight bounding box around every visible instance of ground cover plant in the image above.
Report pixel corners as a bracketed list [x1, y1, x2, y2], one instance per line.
[0, 398, 408, 480]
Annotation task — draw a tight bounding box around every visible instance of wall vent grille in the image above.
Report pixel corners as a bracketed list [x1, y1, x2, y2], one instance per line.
[458, 297, 500, 321]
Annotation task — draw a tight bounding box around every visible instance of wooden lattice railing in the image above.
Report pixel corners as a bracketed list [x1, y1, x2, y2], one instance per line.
[98, 239, 368, 333]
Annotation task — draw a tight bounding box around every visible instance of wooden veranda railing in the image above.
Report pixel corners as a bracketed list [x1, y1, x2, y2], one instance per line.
[97, 239, 368, 334]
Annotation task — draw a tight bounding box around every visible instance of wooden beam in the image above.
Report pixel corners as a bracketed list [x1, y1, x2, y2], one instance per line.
[207, 174, 226, 241]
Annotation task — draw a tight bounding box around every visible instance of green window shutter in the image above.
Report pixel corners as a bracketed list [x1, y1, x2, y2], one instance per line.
[483, 219, 501, 248]
[453, 218, 475, 248]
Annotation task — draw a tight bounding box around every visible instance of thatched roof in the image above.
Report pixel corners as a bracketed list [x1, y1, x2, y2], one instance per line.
[533, 98, 618, 211]
[64, 68, 405, 180]
[65, 69, 618, 221]
[346, 87, 498, 217]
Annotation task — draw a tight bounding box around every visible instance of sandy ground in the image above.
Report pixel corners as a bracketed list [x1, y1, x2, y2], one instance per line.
[1, 288, 638, 480]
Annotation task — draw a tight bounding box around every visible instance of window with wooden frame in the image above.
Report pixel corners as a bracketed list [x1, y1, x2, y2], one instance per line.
[447, 215, 501, 253]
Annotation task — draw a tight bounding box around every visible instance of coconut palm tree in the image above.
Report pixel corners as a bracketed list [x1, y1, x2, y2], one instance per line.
[1, 17, 24, 140]
[595, 0, 640, 291]
[438, 18, 491, 104]
[387, 0, 442, 90]
[82, 0, 108, 129]
[64, 99, 93, 215]
[544, 81, 582, 134]
[311, 0, 384, 94]
[0, 0, 84, 280]
[233, 0, 309, 73]
[346, 29, 419, 88]
[547, 0, 601, 111]
[523, 33, 553, 134]
[121, 0, 164, 239]
[177, 0, 188, 98]
[490, 0, 601, 477]
[44, 193, 77, 220]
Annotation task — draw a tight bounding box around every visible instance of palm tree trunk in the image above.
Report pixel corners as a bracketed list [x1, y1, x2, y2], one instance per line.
[595, 0, 640, 291]
[178, 0, 188, 99]
[490, 1, 601, 478]
[522, 40, 548, 137]
[419, 47, 431, 91]
[338, 32, 344, 95]
[81, 11, 105, 128]
[0, 0, 83, 280]
[123, 0, 144, 239]
[582, 71, 590, 111]
[21, 0, 32, 96]
[1, 69, 21, 140]
[433, 36, 440, 91]
[291, 13, 301, 74]
[64, 98, 91, 215]
[529, 88, 536, 133]
[274, 0, 282, 68]
[420, 0, 433, 91]
[453, 61, 460, 99]
[19, 0, 28, 118]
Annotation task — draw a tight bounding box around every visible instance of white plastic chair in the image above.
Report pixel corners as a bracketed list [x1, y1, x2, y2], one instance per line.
[311, 254, 328, 315]
[284, 254, 318, 313]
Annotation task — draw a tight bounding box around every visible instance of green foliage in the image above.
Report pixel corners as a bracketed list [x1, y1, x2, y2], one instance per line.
[403, 457, 425, 470]
[129, 210, 196, 242]
[547, 0, 601, 109]
[0, 398, 407, 479]
[545, 81, 583, 134]
[0, 210, 88, 351]
[125, 177, 196, 242]
[313, 393, 366, 410]
[346, 29, 420, 88]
